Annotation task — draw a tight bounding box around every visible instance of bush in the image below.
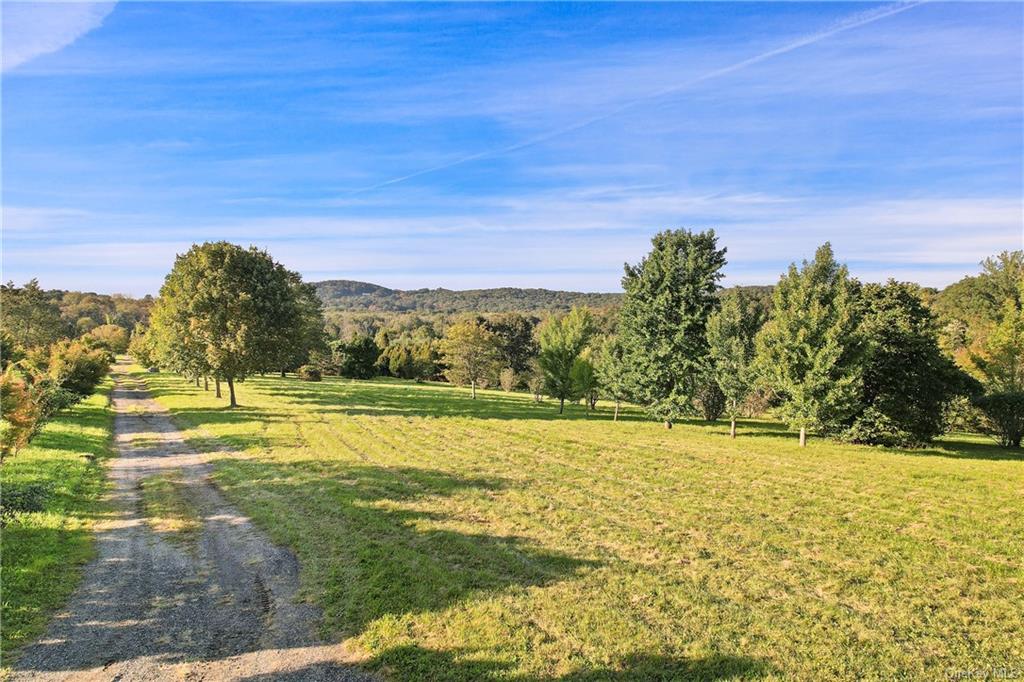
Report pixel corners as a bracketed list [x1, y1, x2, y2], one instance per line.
[0, 482, 52, 524]
[842, 407, 919, 448]
[694, 380, 726, 422]
[499, 368, 516, 392]
[974, 392, 1024, 448]
[297, 365, 322, 382]
[44, 340, 111, 397]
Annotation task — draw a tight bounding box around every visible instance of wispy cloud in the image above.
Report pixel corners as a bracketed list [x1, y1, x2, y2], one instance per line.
[2, 2, 116, 72]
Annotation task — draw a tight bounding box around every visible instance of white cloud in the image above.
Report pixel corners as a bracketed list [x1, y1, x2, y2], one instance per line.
[2, 1, 116, 72]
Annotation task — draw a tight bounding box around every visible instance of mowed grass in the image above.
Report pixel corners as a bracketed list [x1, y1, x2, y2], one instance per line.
[136, 368, 1023, 680]
[1, 379, 115, 665]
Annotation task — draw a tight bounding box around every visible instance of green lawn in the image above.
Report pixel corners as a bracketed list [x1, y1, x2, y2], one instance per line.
[1, 379, 115, 665]
[137, 369, 1023, 680]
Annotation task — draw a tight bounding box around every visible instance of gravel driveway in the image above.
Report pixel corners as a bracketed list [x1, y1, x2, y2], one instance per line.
[11, 364, 372, 681]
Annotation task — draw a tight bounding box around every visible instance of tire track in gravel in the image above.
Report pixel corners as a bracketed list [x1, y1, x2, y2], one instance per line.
[11, 360, 374, 682]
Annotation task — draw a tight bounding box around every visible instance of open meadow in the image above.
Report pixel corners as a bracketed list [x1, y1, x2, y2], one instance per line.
[132, 366, 1023, 680]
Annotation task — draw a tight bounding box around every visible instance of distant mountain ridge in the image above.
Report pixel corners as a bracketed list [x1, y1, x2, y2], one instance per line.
[311, 279, 624, 313]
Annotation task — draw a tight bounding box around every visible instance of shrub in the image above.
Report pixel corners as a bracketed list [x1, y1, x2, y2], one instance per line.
[297, 364, 322, 382]
[974, 392, 1024, 448]
[499, 368, 516, 392]
[45, 340, 111, 397]
[694, 379, 726, 422]
[0, 482, 52, 524]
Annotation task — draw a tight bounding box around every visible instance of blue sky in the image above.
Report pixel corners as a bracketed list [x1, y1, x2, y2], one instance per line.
[2, 1, 1022, 295]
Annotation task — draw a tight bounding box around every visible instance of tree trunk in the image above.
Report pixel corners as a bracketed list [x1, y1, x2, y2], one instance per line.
[664, 420, 672, 429]
[614, 400, 620, 422]
[227, 377, 237, 408]
[195, 377, 200, 388]
[215, 379, 222, 399]
[730, 418, 736, 438]
[471, 380, 477, 399]
[204, 377, 209, 391]
[281, 368, 286, 378]
[799, 427, 806, 447]
[559, 398, 565, 414]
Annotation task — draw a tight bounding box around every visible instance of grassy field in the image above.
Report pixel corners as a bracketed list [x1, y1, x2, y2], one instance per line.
[136, 368, 1023, 680]
[1, 379, 115, 664]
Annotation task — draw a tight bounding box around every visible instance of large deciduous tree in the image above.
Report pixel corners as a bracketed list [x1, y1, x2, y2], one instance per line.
[439, 320, 501, 399]
[149, 242, 311, 407]
[845, 281, 974, 447]
[482, 312, 539, 378]
[537, 307, 594, 413]
[617, 229, 726, 428]
[755, 243, 863, 446]
[706, 288, 763, 438]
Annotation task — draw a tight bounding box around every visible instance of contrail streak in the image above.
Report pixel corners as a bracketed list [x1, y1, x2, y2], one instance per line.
[351, 1, 926, 194]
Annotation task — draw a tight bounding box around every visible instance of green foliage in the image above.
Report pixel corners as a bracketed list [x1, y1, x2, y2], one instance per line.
[846, 281, 975, 446]
[537, 307, 594, 413]
[438, 320, 502, 398]
[755, 243, 863, 438]
[933, 250, 1023, 349]
[618, 229, 726, 425]
[296, 364, 322, 382]
[2, 339, 110, 459]
[268, 276, 328, 374]
[378, 339, 436, 381]
[1, 279, 64, 348]
[594, 336, 629, 405]
[693, 379, 726, 422]
[313, 279, 622, 313]
[706, 288, 764, 429]
[148, 242, 315, 406]
[83, 324, 129, 353]
[331, 335, 381, 379]
[974, 392, 1024, 448]
[967, 298, 1024, 393]
[1, 482, 53, 523]
[128, 324, 158, 368]
[499, 367, 516, 392]
[570, 352, 599, 409]
[481, 312, 540, 377]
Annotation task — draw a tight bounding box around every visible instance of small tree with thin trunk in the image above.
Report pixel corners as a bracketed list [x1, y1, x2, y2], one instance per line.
[707, 289, 761, 438]
[537, 307, 594, 414]
[439, 320, 501, 399]
[754, 243, 863, 446]
[595, 336, 629, 421]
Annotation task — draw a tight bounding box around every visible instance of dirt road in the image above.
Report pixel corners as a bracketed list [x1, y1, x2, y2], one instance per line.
[11, 363, 372, 681]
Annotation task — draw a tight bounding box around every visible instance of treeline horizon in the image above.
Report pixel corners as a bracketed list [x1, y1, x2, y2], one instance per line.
[4, 237, 1021, 452]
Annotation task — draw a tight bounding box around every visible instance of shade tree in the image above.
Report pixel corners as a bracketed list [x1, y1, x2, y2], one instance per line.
[537, 307, 594, 413]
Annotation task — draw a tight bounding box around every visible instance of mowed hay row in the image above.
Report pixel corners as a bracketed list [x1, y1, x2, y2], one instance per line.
[138, 368, 1024, 680]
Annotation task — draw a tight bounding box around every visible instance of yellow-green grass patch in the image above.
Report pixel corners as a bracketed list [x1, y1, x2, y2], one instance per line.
[135, 368, 1024, 680]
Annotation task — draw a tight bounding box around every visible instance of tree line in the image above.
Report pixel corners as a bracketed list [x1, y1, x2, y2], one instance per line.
[4, 238, 1019, 452]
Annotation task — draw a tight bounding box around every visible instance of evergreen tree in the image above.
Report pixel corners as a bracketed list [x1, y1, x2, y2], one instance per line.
[706, 289, 762, 437]
[754, 243, 863, 446]
[537, 307, 594, 414]
[617, 229, 726, 428]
